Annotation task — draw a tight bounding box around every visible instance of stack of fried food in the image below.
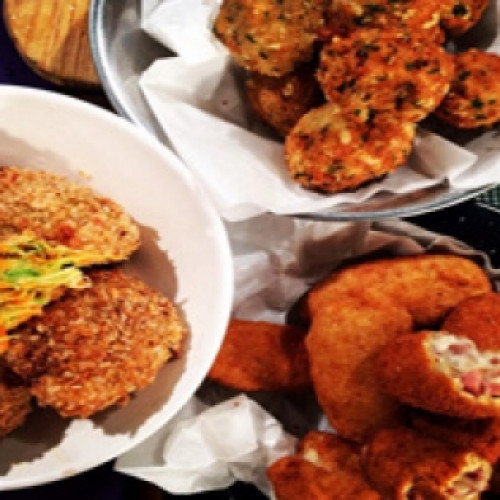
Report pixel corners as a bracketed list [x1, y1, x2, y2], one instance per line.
[0, 166, 186, 438]
[208, 252, 500, 498]
[213, 0, 500, 194]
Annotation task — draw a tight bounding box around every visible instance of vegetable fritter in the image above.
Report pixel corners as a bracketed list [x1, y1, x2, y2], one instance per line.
[6, 269, 186, 418]
[363, 426, 492, 499]
[375, 331, 500, 418]
[213, 0, 327, 77]
[435, 49, 500, 129]
[285, 102, 415, 193]
[267, 431, 380, 499]
[245, 64, 324, 136]
[306, 254, 492, 326]
[439, 0, 489, 37]
[207, 319, 311, 392]
[305, 296, 412, 442]
[316, 27, 454, 122]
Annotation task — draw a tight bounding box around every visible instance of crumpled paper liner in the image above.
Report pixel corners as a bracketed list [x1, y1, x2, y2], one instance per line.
[136, 0, 500, 221]
[115, 215, 500, 497]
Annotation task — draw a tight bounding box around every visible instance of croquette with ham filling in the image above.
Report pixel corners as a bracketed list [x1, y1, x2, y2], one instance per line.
[306, 254, 492, 326]
[207, 319, 311, 392]
[306, 297, 412, 442]
[363, 427, 492, 499]
[0, 166, 140, 263]
[316, 27, 454, 122]
[285, 102, 415, 193]
[435, 50, 500, 129]
[375, 331, 500, 418]
[213, 0, 327, 77]
[6, 269, 185, 418]
[267, 431, 380, 499]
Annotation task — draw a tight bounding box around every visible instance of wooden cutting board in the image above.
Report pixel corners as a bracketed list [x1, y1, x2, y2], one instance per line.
[3, 0, 100, 87]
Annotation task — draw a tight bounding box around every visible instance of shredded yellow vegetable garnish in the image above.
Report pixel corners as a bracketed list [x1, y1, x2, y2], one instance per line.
[0, 232, 110, 353]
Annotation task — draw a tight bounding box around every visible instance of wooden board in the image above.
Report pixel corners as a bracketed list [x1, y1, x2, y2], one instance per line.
[4, 0, 100, 87]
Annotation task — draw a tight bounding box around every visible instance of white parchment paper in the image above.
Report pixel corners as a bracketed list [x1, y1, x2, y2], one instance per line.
[115, 215, 500, 497]
[136, 0, 500, 221]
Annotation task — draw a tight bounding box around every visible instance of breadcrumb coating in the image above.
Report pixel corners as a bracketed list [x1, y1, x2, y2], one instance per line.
[439, 0, 489, 37]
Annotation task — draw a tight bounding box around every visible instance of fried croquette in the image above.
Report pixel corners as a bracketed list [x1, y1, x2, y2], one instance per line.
[6, 269, 185, 418]
[375, 331, 500, 419]
[245, 65, 324, 136]
[410, 411, 500, 463]
[207, 319, 311, 392]
[285, 102, 415, 193]
[363, 427, 492, 499]
[435, 49, 500, 129]
[0, 166, 140, 263]
[305, 297, 412, 442]
[267, 431, 381, 499]
[306, 254, 492, 327]
[439, 0, 489, 37]
[0, 360, 31, 438]
[443, 292, 500, 350]
[316, 27, 454, 122]
[213, 0, 326, 77]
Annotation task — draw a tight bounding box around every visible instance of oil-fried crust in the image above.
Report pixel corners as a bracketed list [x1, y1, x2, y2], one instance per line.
[207, 319, 311, 392]
[245, 64, 324, 136]
[285, 102, 415, 193]
[443, 292, 500, 350]
[213, 0, 326, 77]
[363, 427, 492, 499]
[0, 166, 140, 263]
[435, 49, 500, 129]
[305, 297, 412, 442]
[267, 431, 380, 499]
[375, 331, 500, 418]
[306, 254, 492, 327]
[0, 361, 32, 438]
[6, 269, 185, 418]
[316, 27, 454, 122]
[439, 0, 489, 37]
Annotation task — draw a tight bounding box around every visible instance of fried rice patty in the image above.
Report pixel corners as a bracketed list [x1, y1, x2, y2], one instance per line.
[285, 102, 415, 193]
[5, 269, 186, 418]
[435, 49, 500, 129]
[213, 0, 326, 77]
[0, 166, 140, 263]
[316, 27, 454, 122]
[0, 360, 32, 438]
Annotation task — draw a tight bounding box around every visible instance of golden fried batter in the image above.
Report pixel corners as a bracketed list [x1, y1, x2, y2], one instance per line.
[439, 0, 489, 37]
[6, 269, 186, 418]
[267, 431, 380, 499]
[435, 49, 500, 129]
[0, 360, 31, 438]
[285, 102, 415, 193]
[443, 292, 500, 350]
[213, 0, 326, 77]
[207, 319, 311, 392]
[306, 296, 412, 442]
[375, 331, 500, 418]
[316, 27, 454, 122]
[363, 427, 492, 499]
[245, 64, 324, 136]
[306, 254, 492, 327]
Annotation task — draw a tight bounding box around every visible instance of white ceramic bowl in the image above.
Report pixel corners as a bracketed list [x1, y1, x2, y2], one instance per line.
[0, 85, 234, 490]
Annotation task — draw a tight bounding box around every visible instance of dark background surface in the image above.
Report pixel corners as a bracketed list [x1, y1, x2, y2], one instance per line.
[1, 2, 500, 499]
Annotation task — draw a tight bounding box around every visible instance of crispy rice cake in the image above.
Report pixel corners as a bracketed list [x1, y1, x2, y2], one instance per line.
[0, 360, 32, 438]
[0, 166, 140, 263]
[245, 64, 324, 136]
[213, 0, 326, 77]
[285, 102, 415, 193]
[435, 49, 500, 129]
[6, 269, 185, 418]
[316, 27, 454, 122]
[439, 0, 489, 37]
